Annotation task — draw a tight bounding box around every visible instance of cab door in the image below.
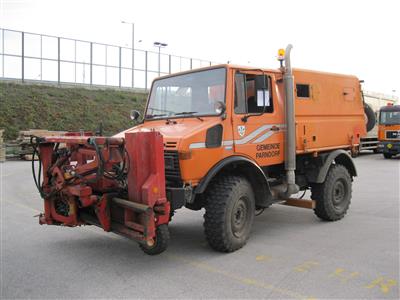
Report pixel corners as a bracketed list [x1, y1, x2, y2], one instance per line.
[231, 71, 285, 167]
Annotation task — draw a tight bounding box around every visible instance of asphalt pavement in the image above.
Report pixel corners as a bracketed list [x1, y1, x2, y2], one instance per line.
[1, 153, 399, 299]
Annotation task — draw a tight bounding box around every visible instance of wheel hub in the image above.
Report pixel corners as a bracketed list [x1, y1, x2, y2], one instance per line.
[231, 198, 248, 238]
[332, 180, 346, 209]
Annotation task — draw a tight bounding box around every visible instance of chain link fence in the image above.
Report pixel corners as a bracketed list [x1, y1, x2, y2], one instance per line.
[0, 28, 219, 90]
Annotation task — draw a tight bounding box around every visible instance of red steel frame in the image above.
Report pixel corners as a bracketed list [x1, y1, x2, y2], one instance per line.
[37, 131, 170, 245]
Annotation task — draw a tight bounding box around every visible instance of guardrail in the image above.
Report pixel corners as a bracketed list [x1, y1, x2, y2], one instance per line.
[0, 28, 218, 90]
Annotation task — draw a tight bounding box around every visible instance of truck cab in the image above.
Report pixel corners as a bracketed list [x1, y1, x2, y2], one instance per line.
[377, 104, 400, 158]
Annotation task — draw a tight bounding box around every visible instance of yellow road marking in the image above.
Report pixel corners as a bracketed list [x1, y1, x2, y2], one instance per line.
[330, 268, 359, 283]
[255, 255, 273, 262]
[168, 254, 315, 300]
[294, 261, 319, 272]
[365, 276, 398, 294]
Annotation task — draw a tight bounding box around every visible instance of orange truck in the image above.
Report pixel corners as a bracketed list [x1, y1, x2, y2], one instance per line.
[377, 104, 400, 158]
[33, 45, 369, 254]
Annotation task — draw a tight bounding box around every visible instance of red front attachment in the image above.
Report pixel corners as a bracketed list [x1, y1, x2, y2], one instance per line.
[35, 131, 170, 249]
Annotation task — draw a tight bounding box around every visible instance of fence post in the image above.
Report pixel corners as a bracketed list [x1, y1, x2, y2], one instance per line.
[57, 37, 60, 84]
[190, 58, 192, 70]
[90, 42, 93, 86]
[21, 31, 24, 82]
[132, 47, 135, 88]
[145, 51, 148, 90]
[2, 29, 4, 78]
[119, 46, 122, 88]
[74, 40, 76, 83]
[40, 35, 42, 80]
[105, 46, 107, 85]
[169, 54, 171, 74]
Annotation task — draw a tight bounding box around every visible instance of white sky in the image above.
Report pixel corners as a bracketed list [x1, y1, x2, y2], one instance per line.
[0, 0, 399, 96]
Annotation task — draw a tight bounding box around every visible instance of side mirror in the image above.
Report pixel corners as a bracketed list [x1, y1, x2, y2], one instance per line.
[130, 110, 141, 121]
[214, 101, 226, 114]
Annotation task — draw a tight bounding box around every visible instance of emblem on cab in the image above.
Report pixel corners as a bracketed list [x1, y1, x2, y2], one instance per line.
[238, 125, 246, 137]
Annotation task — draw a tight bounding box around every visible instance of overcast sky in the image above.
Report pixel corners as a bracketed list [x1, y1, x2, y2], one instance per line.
[0, 0, 399, 96]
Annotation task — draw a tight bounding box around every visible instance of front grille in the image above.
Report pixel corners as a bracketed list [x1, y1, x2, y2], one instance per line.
[164, 150, 182, 184]
[164, 141, 178, 149]
[386, 131, 400, 139]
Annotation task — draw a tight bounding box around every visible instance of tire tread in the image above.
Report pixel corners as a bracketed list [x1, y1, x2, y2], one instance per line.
[311, 164, 352, 221]
[204, 175, 254, 252]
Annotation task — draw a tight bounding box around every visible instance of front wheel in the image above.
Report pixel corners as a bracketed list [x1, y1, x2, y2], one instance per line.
[204, 175, 255, 252]
[311, 164, 352, 221]
[139, 224, 170, 255]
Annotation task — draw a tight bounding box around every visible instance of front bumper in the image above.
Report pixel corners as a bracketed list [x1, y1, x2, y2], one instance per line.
[377, 141, 400, 154]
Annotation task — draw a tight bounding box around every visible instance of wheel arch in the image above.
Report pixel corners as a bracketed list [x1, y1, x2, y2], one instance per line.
[314, 150, 357, 183]
[194, 156, 273, 207]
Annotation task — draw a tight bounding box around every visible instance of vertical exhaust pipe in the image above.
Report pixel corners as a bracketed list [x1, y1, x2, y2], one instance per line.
[282, 44, 299, 197]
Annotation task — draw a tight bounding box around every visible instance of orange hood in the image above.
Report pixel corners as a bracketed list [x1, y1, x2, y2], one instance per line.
[114, 117, 221, 144]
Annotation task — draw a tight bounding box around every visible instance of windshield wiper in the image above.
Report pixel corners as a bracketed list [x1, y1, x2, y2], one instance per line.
[174, 111, 198, 115]
[146, 113, 167, 119]
[174, 111, 203, 121]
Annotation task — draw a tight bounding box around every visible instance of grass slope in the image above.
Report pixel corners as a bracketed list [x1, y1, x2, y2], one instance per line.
[0, 82, 148, 140]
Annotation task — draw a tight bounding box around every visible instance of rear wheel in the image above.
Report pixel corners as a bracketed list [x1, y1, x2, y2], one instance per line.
[311, 164, 352, 221]
[139, 224, 170, 255]
[204, 175, 255, 252]
[383, 153, 393, 159]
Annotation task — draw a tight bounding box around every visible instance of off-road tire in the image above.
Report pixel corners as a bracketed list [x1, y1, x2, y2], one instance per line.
[311, 164, 352, 221]
[204, 175, 255, 252]
[364, 103, 376, 132]
[139, 224, 170, 255]
[383, 153, 392, 159]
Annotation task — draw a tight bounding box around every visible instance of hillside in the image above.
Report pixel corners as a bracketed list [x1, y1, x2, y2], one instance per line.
[0, 82, 148, 140]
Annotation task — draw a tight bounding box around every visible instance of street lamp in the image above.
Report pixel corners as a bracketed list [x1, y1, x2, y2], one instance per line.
[121, 20, 135, 88]
[153, 41, 168, 76]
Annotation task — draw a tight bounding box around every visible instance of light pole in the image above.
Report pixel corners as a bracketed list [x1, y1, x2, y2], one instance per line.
[153, 41, 168, 76]
[121, 21, 135, 88]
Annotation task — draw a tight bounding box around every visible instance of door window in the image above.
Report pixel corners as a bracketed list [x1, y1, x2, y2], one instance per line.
[234, 73, 273, 114]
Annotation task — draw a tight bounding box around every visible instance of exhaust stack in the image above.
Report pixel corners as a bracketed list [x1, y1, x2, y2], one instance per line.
[282, 44, 299, 197]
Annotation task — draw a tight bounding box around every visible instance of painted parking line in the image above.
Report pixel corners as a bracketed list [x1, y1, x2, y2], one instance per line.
[168, 254, 315, 300]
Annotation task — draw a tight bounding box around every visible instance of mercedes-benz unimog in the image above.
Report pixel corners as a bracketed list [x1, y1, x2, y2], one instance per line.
[31, 45, 369, 254]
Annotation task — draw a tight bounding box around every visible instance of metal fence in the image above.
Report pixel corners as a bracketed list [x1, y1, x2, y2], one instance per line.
[0, 28, 218, 90]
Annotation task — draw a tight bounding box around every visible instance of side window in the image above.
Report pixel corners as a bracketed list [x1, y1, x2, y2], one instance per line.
[296, 84, 310, 98]
[235, 73, 273, 114]
[234, 73, 246, 113]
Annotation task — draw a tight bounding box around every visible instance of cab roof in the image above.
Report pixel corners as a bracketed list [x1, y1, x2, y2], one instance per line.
[155, 64, 358, 80]
[380, 105, 400, 112]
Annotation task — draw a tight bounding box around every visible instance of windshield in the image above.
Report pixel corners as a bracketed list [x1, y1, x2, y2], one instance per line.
[380, 111, 400, 125]
[146, 68, 226, 119]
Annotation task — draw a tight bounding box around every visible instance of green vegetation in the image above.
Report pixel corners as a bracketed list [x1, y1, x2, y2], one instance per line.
[0, 82, 148, 140]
